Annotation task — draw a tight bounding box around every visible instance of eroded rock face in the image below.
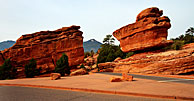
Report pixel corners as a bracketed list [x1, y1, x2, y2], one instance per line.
[113, 44, 194, 75]
[113, 7, 173, 52]
[0, 25, 84, 73]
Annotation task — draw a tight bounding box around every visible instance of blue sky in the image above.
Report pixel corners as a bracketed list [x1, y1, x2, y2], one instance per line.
[0, 0, 193, 44]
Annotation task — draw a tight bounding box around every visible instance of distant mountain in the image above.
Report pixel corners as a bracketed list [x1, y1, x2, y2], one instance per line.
[0, 40, 16, 51]
[83, 39, 102, 52]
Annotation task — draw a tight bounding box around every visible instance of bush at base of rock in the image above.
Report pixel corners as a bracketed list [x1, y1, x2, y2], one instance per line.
[0, 58, 17, 80]
[25, 58, 37, 78]
[55, 53, 70, 76]
[110, 77, 122, 82]
[70, 68, 87, 76]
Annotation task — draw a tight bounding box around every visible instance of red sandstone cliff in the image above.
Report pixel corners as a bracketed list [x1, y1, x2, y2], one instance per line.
[113, 7, 173, 52]
[0, 25, 84, 73]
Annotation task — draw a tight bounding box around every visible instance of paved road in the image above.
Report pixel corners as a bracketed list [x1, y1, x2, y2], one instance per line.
[0, 86, 173, 101]
[98, 72, 194, 85]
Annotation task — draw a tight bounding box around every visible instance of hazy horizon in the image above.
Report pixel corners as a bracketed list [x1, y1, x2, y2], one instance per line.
[0, 0, 193, 44]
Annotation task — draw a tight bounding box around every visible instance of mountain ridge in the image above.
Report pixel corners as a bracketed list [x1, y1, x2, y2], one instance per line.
[0, 40, 16, 51]
[83, 39, 102, 52]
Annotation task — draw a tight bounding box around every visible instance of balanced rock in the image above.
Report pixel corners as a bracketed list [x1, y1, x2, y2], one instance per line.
[50, 73, 61, 80]
[113, 7, 173, 52]
[0, 25, 84, 73]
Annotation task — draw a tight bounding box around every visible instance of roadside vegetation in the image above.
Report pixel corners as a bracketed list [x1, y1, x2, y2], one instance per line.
[0, 58, 17, 80]
[164, 27, 194, 50]
[25, 58, 41, 78]
[54, 53, 70, 76]
[97, 35, 127, 63]
[84, 50, 95, 58]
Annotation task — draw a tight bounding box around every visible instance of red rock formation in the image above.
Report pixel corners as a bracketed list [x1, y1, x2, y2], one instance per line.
[113, 7, 173, 52]
[96, 43, 194, 75]
[0, 25, 84, 73]
[113, 44, 194, 75]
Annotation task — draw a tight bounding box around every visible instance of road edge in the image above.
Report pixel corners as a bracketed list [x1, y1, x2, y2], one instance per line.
[0, 83, 193, 100]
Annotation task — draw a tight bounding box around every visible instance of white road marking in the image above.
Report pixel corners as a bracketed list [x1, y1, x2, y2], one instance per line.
[158, 79, 194, 83]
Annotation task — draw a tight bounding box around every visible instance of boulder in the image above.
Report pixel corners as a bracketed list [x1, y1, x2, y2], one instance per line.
[70, 68, 87, 76]
[113, 7, 173, 52]
[50, 73, 61, 80]
[0, 25, 84, 75]
[84, 54, 98, 66]
[122, 73, 133, 81]
[110, 77, 122, 82]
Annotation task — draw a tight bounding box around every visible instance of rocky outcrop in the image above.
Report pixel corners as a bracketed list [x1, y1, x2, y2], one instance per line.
[113, 7, 173, 52]
[0, 25, 84, 73]
[113, 44, 194, 75]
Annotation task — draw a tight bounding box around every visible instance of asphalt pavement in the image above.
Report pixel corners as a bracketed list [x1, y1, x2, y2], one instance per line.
[0, 86, 172, 101]
[98, 72, 194, 85]
[0, 73, 194, 100]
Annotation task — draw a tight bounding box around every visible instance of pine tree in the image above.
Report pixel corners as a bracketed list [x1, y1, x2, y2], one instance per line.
[0, 58, 17, 80]
[25, 58, 37, 78]
[55, 53, 70, 76]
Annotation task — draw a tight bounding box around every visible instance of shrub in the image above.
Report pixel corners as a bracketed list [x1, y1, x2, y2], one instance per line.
[97, 44, 126, 63]
[164, 27, 194, 50]
[80, 64, 85, 69]
[0, 58, 17, 80]
[171, 40, 184, 50]
[126, 52, 135, 58]
[55, 53, 70, 76]
[25, 58, 37, 78]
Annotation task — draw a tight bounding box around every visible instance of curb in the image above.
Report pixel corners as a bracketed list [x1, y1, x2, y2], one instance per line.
[0, 83, 194, 100]
[130, 73, 194, 80]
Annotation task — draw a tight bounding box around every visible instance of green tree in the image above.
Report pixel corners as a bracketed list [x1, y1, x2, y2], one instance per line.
[103, 35, 115, 45]
[186, 27, 194, 35]
[125, 52, 135, 58]
[0, 59, 17, 80]
[80, 64, 85, 69]
[164, 27, 194, 50]
[97, 43, 126, 63]
[55, 53, 70, 76]
[171, 40, 184, 50]
[25, 58, 37, 78]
